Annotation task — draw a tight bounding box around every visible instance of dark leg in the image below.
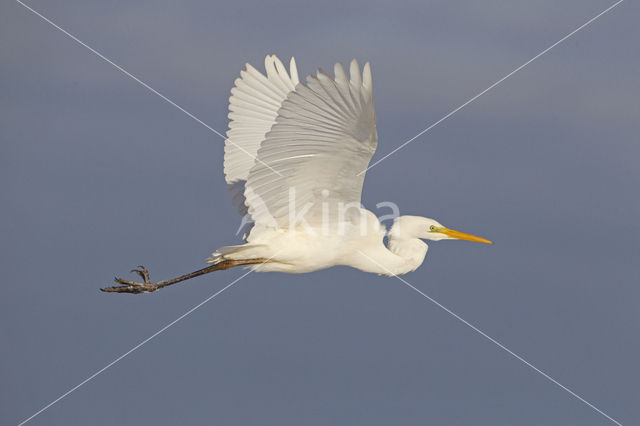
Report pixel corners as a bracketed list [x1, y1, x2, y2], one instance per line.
[101, 258, 270, 294]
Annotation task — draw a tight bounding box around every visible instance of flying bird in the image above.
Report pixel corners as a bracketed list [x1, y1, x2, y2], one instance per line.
[103, 55, 491, 294]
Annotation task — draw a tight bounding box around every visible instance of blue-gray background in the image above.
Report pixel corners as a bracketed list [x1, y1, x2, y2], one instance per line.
[1, 1, 638, 425]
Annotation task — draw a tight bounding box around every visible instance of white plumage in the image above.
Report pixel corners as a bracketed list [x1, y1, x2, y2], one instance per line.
[210, 55, 491, 276]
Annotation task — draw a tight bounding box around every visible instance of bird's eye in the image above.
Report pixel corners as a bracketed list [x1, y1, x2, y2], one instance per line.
[429, 225, 437, 231]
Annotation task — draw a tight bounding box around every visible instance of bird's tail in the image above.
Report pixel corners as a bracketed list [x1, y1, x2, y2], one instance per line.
[206, 244, 267, 264]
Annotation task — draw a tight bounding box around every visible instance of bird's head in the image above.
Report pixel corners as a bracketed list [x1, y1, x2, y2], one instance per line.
[391, 216, 493, 244]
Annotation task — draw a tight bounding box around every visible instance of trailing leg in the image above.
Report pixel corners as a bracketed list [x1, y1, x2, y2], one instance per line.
[101, 258, 270, 294]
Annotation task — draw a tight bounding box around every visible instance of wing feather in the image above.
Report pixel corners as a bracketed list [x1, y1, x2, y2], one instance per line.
[224, 55, 299, 219]
[244, 59, 377, 229]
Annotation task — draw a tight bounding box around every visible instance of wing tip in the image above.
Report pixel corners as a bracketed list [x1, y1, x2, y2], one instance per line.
[334, 62, 348, 83]
[349, 59, 362, 86]
[363, 61, 372, 93]
[290, 57, 299, 85]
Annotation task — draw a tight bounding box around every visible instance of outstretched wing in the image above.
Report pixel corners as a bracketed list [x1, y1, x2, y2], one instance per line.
[224, 55, 299, 216]
[245, 59, 377, 228]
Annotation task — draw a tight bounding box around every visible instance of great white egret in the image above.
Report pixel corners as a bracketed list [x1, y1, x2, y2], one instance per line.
[103, 55, 491, 294]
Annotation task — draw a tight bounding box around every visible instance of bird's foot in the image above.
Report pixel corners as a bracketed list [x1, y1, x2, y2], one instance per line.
[131, 265, 151, 284]
[101, 265, 161, 294]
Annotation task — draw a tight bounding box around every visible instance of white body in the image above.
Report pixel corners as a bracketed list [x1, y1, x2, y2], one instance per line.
[210, 211, 436, 276]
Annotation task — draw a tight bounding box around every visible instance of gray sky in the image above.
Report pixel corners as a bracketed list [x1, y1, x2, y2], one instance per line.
[2, 0, 638, 425]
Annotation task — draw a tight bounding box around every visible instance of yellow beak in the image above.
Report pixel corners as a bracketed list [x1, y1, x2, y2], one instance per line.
[439, 227, 493, 244]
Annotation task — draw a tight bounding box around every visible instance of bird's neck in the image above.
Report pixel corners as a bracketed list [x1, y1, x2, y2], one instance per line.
[345, 214, 429, 276]
[385, 233, 429, 275]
